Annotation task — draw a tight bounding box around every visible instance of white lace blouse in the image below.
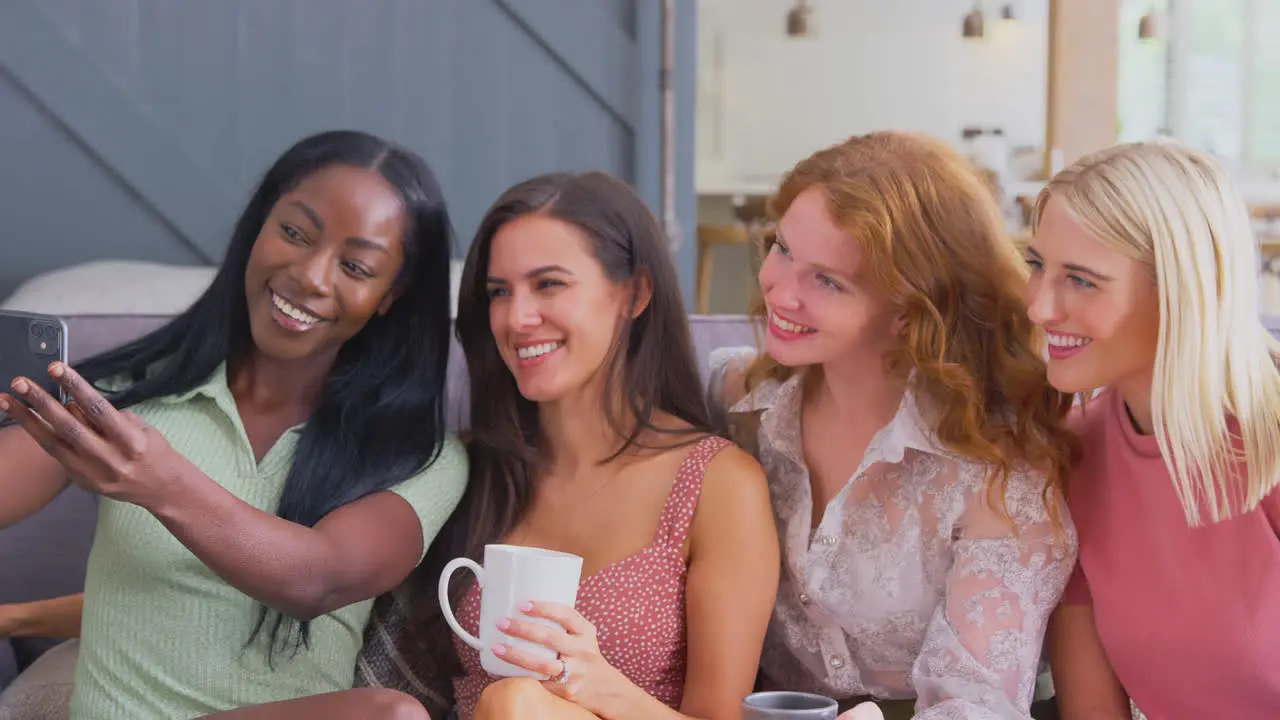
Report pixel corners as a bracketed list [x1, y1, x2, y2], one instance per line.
[708, 347, 1076, 719]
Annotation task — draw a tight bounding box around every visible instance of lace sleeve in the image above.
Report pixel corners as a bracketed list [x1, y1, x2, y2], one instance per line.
[910, 480, 1076, 719]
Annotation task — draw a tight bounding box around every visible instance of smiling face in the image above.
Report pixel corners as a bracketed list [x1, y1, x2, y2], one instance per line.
[1024, 196, 1161, 396]
[485, 213, 637, 403]
[243, 164, 407, 364]
[757, 186, 903, 370]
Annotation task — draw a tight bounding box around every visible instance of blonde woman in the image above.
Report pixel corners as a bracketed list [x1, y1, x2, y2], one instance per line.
[708, 131, 1079, 719]
[1025, 140, 1280, 719]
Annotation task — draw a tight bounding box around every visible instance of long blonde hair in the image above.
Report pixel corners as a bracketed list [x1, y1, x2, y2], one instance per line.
[1033, 139, 1280, 525]
[749, 131, 1078, 532]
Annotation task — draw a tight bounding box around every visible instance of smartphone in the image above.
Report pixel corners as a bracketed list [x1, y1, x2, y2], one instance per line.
[0, 310, 70, 407]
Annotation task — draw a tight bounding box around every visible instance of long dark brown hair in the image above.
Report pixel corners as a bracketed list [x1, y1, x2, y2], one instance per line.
[414, 171, 711, 682]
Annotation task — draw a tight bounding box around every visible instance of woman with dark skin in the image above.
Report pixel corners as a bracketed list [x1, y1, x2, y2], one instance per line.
[0, 129, 467, 720]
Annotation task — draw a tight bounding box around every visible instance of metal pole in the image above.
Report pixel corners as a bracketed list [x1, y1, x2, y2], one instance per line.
[660, 0, 682, 251]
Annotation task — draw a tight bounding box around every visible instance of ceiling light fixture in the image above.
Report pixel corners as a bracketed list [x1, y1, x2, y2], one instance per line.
[1138, 10, 1161, 40]
[786, 0, 813, 38]
[963, 3, 985, 39]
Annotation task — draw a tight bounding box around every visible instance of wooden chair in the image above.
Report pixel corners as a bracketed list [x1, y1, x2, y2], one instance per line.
[1250, 203, 1280, 251]
[695, 223, 753, 314]
[695, 194, 774, 314]
[1249, 202, 1280, 222]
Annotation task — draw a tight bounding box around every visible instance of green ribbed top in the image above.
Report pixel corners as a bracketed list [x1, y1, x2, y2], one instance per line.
[68, 363, 468, 719]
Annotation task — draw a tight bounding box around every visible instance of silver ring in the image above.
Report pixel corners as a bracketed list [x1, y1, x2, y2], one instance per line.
[549, 657, 571, 684]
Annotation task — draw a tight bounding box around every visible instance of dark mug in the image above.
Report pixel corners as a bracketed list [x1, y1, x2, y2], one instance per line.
[742, 691, 839, 719]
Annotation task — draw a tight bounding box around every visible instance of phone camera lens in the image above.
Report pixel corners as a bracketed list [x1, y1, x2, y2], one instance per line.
[31, 324, 43, 338]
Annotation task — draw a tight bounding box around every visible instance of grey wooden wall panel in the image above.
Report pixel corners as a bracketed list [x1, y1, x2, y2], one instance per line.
[606, 0, 639, 35]
[0, 0, 239, 260]
[0, 0, 695, 304]
[27, 0, 634, 222]
[0, 70, 205, 280]
[493, 0, 638, 121]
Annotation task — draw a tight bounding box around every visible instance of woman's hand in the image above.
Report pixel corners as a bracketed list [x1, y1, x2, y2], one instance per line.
[492, 600, 634, 717]
[0, 363, 192, 511]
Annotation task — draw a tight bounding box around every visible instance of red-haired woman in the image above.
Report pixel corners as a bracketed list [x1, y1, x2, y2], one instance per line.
[709, 131, 1079, 720]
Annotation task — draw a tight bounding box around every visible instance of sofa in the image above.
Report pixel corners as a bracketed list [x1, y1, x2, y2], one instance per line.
[0, 312, 762, 694]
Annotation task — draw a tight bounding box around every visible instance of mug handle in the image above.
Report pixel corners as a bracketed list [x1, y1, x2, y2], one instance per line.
[439, 557, 485, 651]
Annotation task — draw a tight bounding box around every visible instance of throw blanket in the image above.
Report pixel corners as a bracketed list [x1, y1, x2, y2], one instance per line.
[355, 583, 454, 719]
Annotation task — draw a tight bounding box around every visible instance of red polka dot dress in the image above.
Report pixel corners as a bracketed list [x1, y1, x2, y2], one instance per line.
[450, 436, 731, 719]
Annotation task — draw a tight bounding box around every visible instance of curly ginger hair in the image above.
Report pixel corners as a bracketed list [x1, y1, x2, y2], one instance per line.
[746, 131, 1079, 532]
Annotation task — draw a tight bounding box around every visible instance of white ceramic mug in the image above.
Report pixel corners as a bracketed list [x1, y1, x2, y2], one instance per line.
[439, 544, 584, 678]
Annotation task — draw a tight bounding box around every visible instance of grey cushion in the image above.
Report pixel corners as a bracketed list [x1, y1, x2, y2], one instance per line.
[0, 639, 77, 720]
[0, 313, 759, 692]
[62, 315, 172, 363]
[0, 647, 14, 697]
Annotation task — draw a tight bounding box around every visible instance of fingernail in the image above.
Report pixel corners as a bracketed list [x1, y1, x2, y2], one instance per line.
[496, 618, 510, 631]
[491, 644, 507, 657]
[48, 363, 64, 378]
[11, 379, 28, 394]
[519, 602, 533, 612]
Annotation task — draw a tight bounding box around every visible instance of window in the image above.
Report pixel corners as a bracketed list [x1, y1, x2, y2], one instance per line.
[1119, 0, 1280, 175]
[1249, 1, 1280, 164]
[1117, 0, 1171, 144]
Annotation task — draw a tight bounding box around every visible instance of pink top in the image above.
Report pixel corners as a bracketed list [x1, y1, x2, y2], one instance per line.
[450, 436, 731, 719]
[1062, 389, 1280, 718]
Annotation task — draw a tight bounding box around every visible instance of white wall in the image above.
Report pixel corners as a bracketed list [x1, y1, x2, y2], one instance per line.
[697, 0, 1049, 193]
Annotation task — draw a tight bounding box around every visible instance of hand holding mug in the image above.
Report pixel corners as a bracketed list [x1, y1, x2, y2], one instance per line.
[495, 600, 630, 712]
[440, 545, 640, 716]
[439, 544, 583, 678]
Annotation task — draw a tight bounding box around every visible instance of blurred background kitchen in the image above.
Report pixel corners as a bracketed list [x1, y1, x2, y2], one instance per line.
[693, 0, 1280, 316]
